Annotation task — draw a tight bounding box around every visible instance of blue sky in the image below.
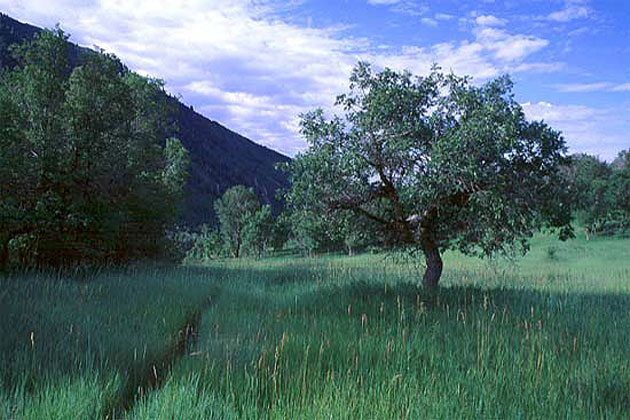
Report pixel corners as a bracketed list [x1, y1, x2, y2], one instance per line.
[1, 0, 628, 159]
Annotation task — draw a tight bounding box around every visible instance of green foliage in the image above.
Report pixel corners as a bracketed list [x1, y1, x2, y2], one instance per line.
[214, 185, 261, 258]
[608, 150, 630, 231]
[268, 211, 291, 252]
[611, 149, 629, 171]
[278, 161, 377, 257]
[565, 151, 630, 238]
[285, 62, 572, 286]
[173, 225, 224, 262]
[171, 207, 280, 262]
[214, 186, 279, 258]
[163, 137, 190, 197]
[242, 204, 274, 257]
[0, 28, 189, 267]
[279, 195, 334, 256]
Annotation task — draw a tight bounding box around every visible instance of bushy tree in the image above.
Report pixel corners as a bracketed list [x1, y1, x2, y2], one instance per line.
[285, 63, 572, 287]
[608, 149, 630, 232]
[281, 199, 334, 256]
[214, 185, 261, 258]
[0, 28, 188, 267]
[174, 224, 223, 262]
[563, 151, 630, 238]
[280, 161, 368, 256]
[564, 154, 612, 239]
[242, 204, 274, 257]
[269, 211, 291, 251]
[336, 213, 375, 256]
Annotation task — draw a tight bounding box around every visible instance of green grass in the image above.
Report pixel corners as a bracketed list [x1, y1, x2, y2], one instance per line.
[1, 234, 629, 418]
[0, 265, 223, 419]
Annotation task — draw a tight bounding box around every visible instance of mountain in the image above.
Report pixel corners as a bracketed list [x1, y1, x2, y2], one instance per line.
[0, 13, 291, 226]
[169, 99, 291, 225]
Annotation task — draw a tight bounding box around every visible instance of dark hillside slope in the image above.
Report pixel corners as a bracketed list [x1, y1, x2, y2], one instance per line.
[0, 13, 87, 69]
[0, 13, 39, 68]
[0, 13, 291, 226]
[171, 99, 291, 225]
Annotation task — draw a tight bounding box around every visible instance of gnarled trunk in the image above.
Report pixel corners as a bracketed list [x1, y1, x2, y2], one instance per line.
[420, 230, 442, 289]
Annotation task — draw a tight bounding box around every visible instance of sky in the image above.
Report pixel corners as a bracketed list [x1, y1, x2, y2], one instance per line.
[1, 0, 628, 160]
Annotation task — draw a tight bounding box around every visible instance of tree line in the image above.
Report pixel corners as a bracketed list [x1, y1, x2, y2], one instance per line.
[183, 145, 630, 275]
[566, 151, 629, 239]
[0, 28, 189, 268]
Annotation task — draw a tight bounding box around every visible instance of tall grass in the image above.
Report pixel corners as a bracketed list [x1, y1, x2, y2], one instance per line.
[129, 235, 629, 419]
[0, 265, 222, 418]
[1, 234, 628, 418]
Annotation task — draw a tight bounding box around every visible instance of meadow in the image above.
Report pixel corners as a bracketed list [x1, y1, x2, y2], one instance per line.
[1, 232, 628, 419]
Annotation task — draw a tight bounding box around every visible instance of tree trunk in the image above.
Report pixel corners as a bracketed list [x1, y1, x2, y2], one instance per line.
[233, 231, 241, 258]
[234, 243, 240, 258]
[0, 238, 8, 269]
[420, 231, 442, 289]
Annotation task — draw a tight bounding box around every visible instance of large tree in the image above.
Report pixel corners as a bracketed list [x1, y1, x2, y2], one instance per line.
[285, 63, 572, 288]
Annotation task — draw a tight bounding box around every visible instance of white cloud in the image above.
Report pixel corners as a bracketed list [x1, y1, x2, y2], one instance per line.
[434, 13, 455, 21]
[611, 83, 630, 92]
[421, 17, 438, 27]
[547, 5, 589, 22]
[510, 62, 566, 73]
[389, 1, 428, 16]
[475, 28, 548, 61]
[554, 82, 630, 93]
[522, 101, 598, 122]
[475, 15, 506, 27]
[555, 82, 611, 92]
[522, 101, 628, 160]
[367, 0, 400, 5]
[425, 42, 498, 79]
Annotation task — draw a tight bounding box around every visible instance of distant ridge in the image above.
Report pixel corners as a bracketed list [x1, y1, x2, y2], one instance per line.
[0, 13, 291, 226]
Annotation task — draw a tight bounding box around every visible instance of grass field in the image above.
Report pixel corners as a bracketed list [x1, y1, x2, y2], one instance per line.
[1, 233, 628, 419]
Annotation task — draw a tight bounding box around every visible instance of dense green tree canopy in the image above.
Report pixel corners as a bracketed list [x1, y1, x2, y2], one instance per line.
[609, 149, 630, 228]
[564, 154, 612, 238]
[0, 28, 188, 267]
[285, 63, 572, 287]
[563, 151, 630, 238]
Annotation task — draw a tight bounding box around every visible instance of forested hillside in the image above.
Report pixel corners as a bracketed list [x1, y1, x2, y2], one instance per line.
[0, 13, 290, 226]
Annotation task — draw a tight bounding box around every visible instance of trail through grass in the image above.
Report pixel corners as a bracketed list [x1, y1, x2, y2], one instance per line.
[0, 265, 222, 418]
